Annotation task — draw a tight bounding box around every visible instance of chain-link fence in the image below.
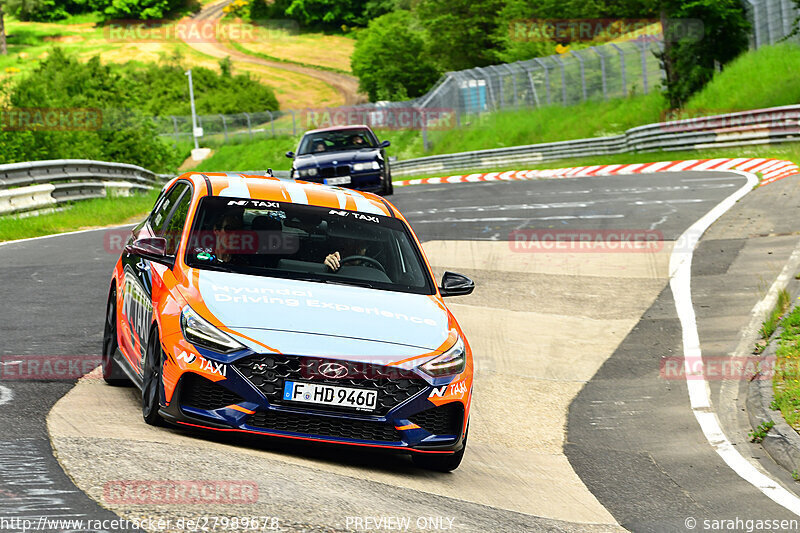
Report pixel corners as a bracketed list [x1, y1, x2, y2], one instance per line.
[744, 0, 800, 47]
[154, 39, 664, 146]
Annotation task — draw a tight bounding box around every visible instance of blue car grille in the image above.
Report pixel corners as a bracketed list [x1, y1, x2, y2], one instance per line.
[248, 409, 402, 442]
[234, 355, 428, 415]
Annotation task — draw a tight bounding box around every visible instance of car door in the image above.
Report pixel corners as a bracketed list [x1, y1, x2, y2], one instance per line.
[119, 181, 191, 375]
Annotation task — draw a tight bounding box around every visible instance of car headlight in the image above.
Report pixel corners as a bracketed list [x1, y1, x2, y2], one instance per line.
[352, 161, 380, 172]
[420, 337, 466, 377]
[180, 305, 245, 354]
[298, 168, 318, 177]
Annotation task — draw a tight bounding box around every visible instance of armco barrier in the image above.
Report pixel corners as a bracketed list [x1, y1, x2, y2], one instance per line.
[391, 105, 800, 177]
[0, 159, 161, 216]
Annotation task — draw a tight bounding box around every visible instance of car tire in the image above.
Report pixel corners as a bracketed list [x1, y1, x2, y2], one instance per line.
[412, 423, 468, 472]
[382, 170, 394, 196]
[101, 287, 130, 386]
[142, 327, 166, 426]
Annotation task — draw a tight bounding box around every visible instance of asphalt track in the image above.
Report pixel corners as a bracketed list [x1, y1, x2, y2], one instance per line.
[2, 171, 800, 532]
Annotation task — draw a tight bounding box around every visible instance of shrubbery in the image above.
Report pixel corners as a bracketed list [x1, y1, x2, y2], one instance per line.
[0, 49, 279, 171]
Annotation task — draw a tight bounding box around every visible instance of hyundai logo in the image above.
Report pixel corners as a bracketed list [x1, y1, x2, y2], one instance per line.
[318, 362, 348, 379]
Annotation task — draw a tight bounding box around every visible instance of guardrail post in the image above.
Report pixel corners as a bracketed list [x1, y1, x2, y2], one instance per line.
[220, 114, 228, 142]
[266, 110, 275, 138]
[244, 112, 253, 140]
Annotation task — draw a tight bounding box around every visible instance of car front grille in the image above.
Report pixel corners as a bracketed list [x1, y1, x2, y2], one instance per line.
[248, 410, 402, 442]
[234, 355, 428, 415]
[180, 372, 245, 411]
[319, 165, 351, 179]
[408, 403, 464, 435]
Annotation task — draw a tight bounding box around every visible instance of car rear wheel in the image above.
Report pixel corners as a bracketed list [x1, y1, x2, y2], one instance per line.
[412, 423, 468, 472]
[101, 287, 130, 386]
[142, 328, 166, 426]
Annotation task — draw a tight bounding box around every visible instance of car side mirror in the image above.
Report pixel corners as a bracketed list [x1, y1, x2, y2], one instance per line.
[125, 237, 171, 265]
[378, 140, 390, 149]
[439, 271, 474, 297]
[285, 151, 295, 158]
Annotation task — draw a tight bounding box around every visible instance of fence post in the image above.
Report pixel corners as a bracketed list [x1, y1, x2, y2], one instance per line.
[219, 114, 228, 142]
[551, 56, 567, 105]
[533, 58, 551, 105]
[290, 110, 297, 136]
[171, 116, 179, 146]
[781, 0, 794, 37]
[526, 66, 540, 108]
[419, 107, 429, 152]
[593, 47, 608, 100]
[610, 43, 627, 96]
[640, 40, 649, 94]
[266, 110, 275, 138]
[244, 112, 252, 140]
[765, 0, 775, 43]
[572, 50, 587, 101]
[745, 0, 761, 48]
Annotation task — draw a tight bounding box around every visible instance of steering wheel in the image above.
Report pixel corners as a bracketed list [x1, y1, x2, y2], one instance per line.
[340, 255, 386, 273]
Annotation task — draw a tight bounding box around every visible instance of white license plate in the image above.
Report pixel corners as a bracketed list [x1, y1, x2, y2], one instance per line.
[283, 381, 377, 411]
[324, 176, 351, 185]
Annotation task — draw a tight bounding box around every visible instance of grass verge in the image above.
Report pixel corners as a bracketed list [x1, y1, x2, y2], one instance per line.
[772, 302, 800, 430]
[0, 189, 159, 242]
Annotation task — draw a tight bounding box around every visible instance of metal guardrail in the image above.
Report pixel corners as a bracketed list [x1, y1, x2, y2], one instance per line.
[391, 105, 800, 177]
[0, 159, 161, 216]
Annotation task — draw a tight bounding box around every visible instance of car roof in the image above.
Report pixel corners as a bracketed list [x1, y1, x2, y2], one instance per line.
[176, 172, 397, 218]
[302, 124, 375, 135]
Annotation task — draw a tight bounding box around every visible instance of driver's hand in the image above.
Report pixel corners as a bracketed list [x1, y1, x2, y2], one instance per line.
[324, 251, 341, 271]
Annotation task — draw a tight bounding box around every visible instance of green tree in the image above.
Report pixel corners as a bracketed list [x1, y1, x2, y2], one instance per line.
[656, 0, 750, 108]
[350, 11, 441, 101]
[416, 0, 506, 71]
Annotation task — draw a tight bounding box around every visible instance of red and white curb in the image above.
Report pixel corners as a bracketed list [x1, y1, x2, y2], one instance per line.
[394, 158, 800, 188]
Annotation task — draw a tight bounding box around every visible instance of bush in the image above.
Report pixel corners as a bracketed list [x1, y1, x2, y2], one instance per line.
[350, 11, 440, 101]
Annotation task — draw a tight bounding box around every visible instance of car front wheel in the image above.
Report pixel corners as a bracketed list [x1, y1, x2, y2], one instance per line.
[142, 327, 166, 426]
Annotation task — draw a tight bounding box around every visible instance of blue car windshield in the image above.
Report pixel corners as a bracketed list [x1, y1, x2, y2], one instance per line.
[298, 129, 376, 155]
[185, 197, 435, 295]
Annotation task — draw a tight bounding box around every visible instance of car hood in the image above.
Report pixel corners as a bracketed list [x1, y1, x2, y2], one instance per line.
[295, 149, 380, 168]
[188, 270, 449, 359]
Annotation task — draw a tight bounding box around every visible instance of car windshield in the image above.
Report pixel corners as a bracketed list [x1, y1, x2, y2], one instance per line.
[298, 129, 376, 155]
[184, 197, 434, 295]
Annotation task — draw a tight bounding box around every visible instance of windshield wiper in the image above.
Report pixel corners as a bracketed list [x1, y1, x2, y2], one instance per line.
[323, 279, 375, 289]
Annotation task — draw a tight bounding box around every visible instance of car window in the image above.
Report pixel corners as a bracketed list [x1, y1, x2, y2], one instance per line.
[298, 129, 376, 155]
[161, 187, 192, 256]
[185, 197, 435, 295]
[150, 183, 188, 234]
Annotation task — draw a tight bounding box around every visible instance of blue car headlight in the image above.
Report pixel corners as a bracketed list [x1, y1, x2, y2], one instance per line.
[297, 168, 318, 177]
